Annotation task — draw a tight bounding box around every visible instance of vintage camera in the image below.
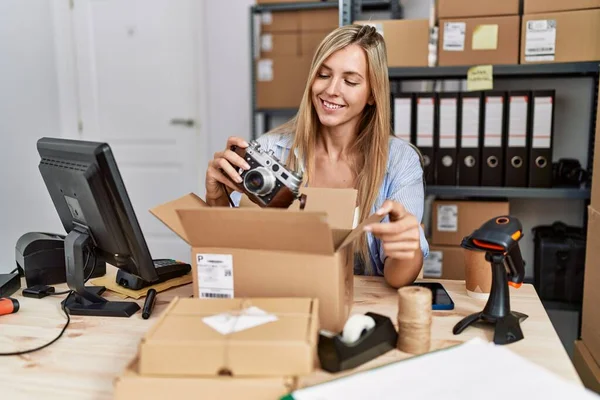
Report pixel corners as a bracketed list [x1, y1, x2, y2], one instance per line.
[229, 140, 306, 209]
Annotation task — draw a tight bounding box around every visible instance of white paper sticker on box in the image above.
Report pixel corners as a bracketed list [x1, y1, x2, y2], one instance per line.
[261, 34, 273, 52]
[257, 59, 273, 82]
[423, 251, 443, 278]
[261, 11, 272, 25]
[437, 205, 458, 232]
[525, 19, 556, 62]
[443, 22, 466, 52]
[202, 306, 278, 335]
[197, 254, 234, 299]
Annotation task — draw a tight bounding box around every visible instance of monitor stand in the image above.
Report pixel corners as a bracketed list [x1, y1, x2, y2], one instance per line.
[62, 225, 140, 317]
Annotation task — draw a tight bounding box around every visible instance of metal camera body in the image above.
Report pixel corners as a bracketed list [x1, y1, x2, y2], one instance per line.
[230, 140, 303, 208]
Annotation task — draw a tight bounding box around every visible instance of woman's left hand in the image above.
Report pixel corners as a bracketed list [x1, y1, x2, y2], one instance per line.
[364, 199, 421, 260]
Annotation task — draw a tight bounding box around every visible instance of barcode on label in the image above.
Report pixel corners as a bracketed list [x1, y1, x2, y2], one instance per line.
[201, 293, 232, 299]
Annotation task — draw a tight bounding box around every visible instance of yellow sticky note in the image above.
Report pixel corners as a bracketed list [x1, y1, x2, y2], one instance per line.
[467, 65, 493, 92]
[472, 25, 498, 50]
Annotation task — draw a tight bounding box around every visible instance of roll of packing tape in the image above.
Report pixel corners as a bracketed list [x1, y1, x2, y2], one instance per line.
[341, 314, 376, 345]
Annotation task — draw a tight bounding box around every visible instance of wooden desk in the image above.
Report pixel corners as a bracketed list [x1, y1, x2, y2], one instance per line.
[0, 273, 581, 399]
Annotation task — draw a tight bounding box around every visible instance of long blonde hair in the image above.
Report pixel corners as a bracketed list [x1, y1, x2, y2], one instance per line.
[269, 24, 391, 275]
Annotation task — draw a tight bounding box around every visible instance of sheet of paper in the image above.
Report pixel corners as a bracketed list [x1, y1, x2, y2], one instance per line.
[288, 338, 598, 400]
[202, 306, 278, 335]
[472, 24, 498, 50]
[467, 65, 493, 92]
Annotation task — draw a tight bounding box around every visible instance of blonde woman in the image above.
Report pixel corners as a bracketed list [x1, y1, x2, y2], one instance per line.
[205, 24, 428, 288]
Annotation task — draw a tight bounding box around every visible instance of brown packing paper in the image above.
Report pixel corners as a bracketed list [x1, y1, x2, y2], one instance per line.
[464, 249, 492, 299]
[89, 267, 192, 299]
[114, 356, 297, 400]
[139, 297, 319, 377]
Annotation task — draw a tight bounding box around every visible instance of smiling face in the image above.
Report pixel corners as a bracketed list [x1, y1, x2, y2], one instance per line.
[311, 43, 373, 131]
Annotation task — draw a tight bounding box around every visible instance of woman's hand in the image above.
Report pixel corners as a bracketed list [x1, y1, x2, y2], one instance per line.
[364, 199, 421, 260]
[205, 136, 251, 206]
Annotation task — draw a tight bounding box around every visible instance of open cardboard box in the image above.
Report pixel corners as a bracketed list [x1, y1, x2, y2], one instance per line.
[114, 356, 297, 400]
[138, 297, 319, 377]
[150, 188, 382, 332]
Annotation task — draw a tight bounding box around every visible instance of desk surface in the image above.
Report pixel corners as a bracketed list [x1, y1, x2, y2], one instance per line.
[0, 271, 581, 399]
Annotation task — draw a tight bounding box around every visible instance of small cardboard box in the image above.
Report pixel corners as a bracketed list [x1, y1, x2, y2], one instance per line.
[438, 0, 520, 18]
[259, 32, 300, 57]
[520, 9, 600, 64]
[431, 200, 510, 246]
[300, 8, 338, 32]
[582, 206, 600, 366]
[300, 31, 330, 57]
[438, 15, 520, 66]
[423, 245, 466, 280]
[524, 0, 600, 14]
[573, 340, 600, 394]
[114, 356, 296, 400]
[256, 55, 312, 109]
[260, 11, 300, 33]
[150, 189, 381, 332]
[138, 297, 319, 377]
[356, 20, 430, 67]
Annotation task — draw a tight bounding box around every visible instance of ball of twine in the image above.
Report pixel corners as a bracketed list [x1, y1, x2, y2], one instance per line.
[396, 286, 432, 355]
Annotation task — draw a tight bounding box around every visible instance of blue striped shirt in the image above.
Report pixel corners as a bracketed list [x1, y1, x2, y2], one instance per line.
[230, 133, 429, 276]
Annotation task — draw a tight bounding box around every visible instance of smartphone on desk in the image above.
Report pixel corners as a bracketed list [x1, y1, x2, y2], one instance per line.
[412, 282, 454, 310]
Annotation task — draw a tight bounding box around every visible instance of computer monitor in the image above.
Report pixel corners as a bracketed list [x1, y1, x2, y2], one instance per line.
[37, 137, 159, 317]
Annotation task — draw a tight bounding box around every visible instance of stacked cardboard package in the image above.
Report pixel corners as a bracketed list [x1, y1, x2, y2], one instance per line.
[437, 0, 520, 66]
[521, 0, 600, 64]
[114, 297, 319, 399]
[256, 8, 337, 108]
[424, 200, 509, 280]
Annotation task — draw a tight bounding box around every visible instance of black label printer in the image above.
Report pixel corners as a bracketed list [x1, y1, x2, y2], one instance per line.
[15, 232, 106, 288]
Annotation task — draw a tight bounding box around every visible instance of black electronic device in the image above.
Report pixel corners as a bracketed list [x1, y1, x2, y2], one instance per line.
[37, 137, 162, 318]
[116, 259, 191, 290]
[412, 282, 455, 310]
[453, 216, 528, 345]
[0, 271, 21, 298]
[317, 312, 398, 373]
[16, 231, 106, 288]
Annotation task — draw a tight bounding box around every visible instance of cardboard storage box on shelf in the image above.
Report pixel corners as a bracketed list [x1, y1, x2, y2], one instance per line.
[138, 297, 318, 377]
[355, 19, 429, 67]
[520, 9, 600, 64]
[438, 15, 520, 66]
[437, 0, 520, 18]
[431, 200, 510, 246]
[300, 8, 338, 32]
[573, 340, 600, 394]
[582, 206, 600, 366]
[114, 357, 296, 400]
[259, 32, 300, 57]
[524, 0, 600, 14]
[260, 11, 300, 33]
[256, 55, 312, 109]
[150, 188, 381, 332]
[423, 245, 466, 280]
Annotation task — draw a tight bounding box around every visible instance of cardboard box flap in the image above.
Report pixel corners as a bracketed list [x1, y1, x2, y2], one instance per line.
[336, 213, 384, 251]
[149, 193, 208, 243]
[176, 208, 335, 255]
[290, 187, 358, 230]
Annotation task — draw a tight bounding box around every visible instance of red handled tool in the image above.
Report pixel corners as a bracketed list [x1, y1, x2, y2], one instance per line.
[0, 298, 19, 316]
[453, 216, 528, 345]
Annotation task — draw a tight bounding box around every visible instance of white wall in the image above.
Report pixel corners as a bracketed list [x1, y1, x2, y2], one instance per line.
[0, 0, 63, 273]
[204, 0, 256, 155]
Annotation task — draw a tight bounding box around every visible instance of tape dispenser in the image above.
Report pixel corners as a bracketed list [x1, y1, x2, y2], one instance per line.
[317, 312, 397, 373]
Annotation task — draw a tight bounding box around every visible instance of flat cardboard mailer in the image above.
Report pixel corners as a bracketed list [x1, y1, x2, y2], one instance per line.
[149, 188, 381, 333]
[114, 356, 297, 400]
[138, 297, 318, 377]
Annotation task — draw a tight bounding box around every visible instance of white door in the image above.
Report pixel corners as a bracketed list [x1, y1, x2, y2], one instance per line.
[71, 0, 204, 262]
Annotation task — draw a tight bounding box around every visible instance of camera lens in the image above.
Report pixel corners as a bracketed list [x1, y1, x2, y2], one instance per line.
[243, 167, 275, 196]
